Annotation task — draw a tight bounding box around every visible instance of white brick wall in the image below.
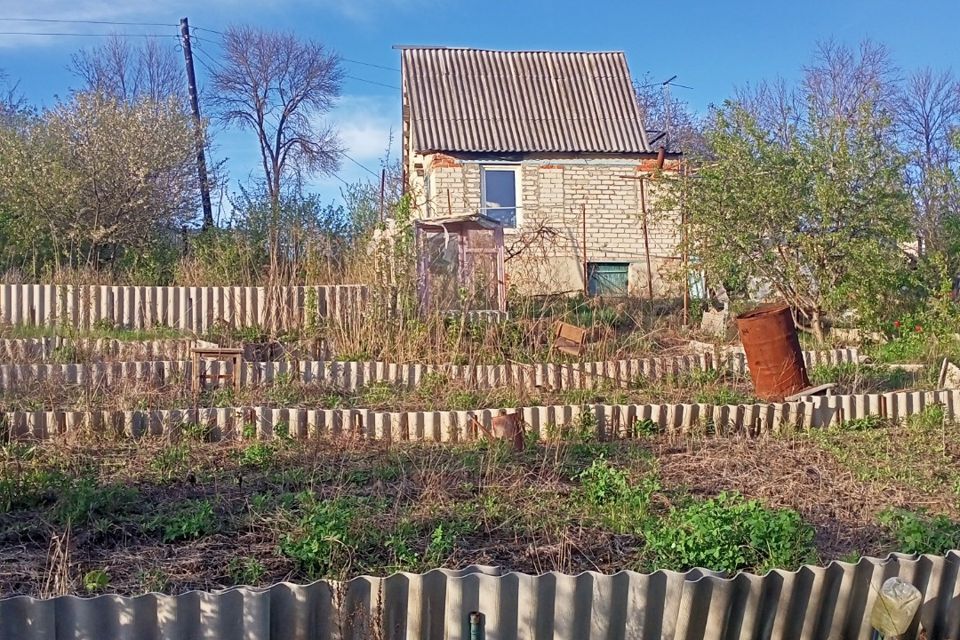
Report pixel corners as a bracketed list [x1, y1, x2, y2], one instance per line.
[414, 154, 683, 296]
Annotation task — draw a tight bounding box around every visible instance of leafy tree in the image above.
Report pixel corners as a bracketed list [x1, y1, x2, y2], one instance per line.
[0, 91, 200, 276]
[684, 42, 913, 340]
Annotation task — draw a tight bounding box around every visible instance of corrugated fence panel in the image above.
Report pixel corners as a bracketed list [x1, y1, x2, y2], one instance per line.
[0, 285, 368, 331]
[5, 388, 956, 443]
[1, 555, 959, 639]
[0, 348, 860, 391]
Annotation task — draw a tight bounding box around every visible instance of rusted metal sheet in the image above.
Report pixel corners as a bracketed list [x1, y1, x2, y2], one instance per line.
[737, 303, 811, 401]
[400, 47, 651, 154]
[1, 554, 959, 639]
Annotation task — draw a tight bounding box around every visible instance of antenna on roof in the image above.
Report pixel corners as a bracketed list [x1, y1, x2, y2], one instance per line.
[641, 75, 694, 151]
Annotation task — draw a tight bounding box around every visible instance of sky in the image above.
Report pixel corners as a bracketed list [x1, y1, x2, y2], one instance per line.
[1, 0, 959, 220]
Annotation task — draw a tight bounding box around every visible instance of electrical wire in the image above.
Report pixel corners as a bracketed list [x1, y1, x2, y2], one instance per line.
[0, 17, 177, 27]
[0, 31, 175, 37]
[341, 152, 380, 178]
[345, 75, 399, 90]
[342, 57, 398, 72]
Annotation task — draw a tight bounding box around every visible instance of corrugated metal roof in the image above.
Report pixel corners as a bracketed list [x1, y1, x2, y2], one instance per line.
[3, 554, 959, 639]
[401, 47, 652, 154]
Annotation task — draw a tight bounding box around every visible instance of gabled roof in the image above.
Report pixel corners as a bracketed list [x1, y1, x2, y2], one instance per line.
[400, 47, 652, 155]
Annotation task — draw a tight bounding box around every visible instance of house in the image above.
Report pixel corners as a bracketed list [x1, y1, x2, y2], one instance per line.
[400, 46, 683, 299]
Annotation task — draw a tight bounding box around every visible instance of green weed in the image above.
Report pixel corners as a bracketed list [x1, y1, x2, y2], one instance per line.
[643, 491, 815, 573]
[148, 499, 218, 543]
[878, 508, 960, 555]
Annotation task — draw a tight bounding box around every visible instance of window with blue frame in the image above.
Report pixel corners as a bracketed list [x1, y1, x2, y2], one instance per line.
[587, 262, 629, 296]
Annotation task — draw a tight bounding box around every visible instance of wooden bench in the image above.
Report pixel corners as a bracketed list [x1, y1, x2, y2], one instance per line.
[191, 346, 244, 393]
[552, 321, 587, 358]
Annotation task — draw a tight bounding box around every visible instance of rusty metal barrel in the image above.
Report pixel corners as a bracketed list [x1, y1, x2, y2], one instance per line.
[736, 303, 810, 401]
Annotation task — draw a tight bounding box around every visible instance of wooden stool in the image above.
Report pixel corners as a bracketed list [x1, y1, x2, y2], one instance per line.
[191, 347, 243, 393]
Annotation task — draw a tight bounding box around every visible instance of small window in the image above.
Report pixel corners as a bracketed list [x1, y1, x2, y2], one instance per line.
[588, 262, 629, 296]
[481, 166, 521, 228]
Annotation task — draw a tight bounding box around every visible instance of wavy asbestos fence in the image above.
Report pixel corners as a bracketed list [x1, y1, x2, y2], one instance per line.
[5, 387, 955, 442]
[0, 348, 860, 392]
[0, 337, 331, 364]
[0, 284, 368, 332]
[2, 554, 959, 639]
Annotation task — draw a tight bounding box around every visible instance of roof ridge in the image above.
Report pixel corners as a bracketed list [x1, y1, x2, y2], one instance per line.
[394, 45, 626, 55]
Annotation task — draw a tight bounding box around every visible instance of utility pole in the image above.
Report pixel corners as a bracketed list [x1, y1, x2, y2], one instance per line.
[179, 17, 214, 231]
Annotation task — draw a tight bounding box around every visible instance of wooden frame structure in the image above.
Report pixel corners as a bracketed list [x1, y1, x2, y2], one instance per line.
[191, 346, 243, 393]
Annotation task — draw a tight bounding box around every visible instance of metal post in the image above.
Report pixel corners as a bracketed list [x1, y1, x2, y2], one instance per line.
[581, 204, 588, 296]
[469, 611, 484, 640]
[638, 177, 655, 300]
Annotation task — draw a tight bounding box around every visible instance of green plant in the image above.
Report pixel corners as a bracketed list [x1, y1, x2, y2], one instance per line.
[227, 556, 266, 585]
[878, 509, 960, 555]
[238, 442, 276, 468]
[577, 457, 659, 533]
[631, 418, 658, 438]
[841, 415, 885, 431]
[55, 478, 140, 525]
[83, 569, 110, 593]
[385, 519, 420, 571]
[280, 494, 368, 579]
[907, 404, 945, 431]
[137, 568, 169, 593]
[181, 421, 213, 442]
[150, 443, 190, 481]
[148, 499, 218, 543]
[266, 373, 302, 406]
[643, 492, 815, 573]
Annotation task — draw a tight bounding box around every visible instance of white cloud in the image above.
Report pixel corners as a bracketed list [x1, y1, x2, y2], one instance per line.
[330, 94, 400, 164]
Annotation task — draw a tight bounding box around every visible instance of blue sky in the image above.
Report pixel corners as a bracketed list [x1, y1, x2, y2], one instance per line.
[1, 0, 959, 217]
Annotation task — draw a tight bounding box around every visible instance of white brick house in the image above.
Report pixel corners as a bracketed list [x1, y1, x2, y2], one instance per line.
[400, 46, 682, 297]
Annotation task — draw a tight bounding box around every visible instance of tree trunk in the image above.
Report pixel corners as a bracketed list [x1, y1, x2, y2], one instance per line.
[810, 309, 826, 344]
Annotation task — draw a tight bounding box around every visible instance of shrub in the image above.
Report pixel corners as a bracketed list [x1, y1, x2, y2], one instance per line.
[577, 457, 659, 534]
[878, 508, 960, 555]
[280, 494, 370, 579]
[644, 492, 815, 573]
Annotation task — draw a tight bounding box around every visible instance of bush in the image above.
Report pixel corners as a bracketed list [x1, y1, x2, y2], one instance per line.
[280, 494, 372, 579]
[644, 492, 815, 573]
[879, 508, 960, 555]
[577, 457, 659, 534]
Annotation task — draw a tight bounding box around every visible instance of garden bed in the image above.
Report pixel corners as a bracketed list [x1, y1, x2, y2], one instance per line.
[3, 418, 959, 598]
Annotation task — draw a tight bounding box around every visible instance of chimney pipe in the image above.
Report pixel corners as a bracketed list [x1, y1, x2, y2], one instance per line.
[656, 146, 666, 170]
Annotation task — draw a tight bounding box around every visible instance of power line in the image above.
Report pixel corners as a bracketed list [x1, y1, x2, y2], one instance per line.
[0, 31, 176, 38]
[341, 152, 379, 178]
[0, 17, 177, 27]
[342, 58, 399, 72]
[190, 25, 224, 36]
[345, 75, 399, 90]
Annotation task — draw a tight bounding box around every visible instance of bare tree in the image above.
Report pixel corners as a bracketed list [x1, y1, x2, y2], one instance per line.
[898, 68, 960, 253]
[734, 77, 800, 147]
[802, 39, 900, 136]
[634, 73, 705, 155]
[209, 25, 343, 207]
[71, 36, 185, 105]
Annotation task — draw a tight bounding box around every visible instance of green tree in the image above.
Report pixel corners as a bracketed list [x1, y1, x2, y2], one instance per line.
[684, 43, 912, 340]
[0, 91, 200, 277]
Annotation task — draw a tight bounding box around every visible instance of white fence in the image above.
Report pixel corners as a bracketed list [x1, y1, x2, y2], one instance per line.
[0, 284, 368, 332]
[0, 349, 860, 392]
[1, 553, 957, 639]
[4, 387, 955, 442]
[0, 337, 331, 364]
